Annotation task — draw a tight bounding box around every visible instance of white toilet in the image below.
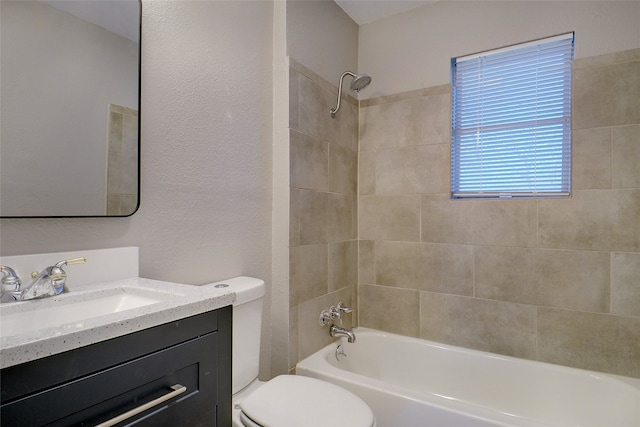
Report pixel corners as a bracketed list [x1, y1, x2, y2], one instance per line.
[226, 276, 375, 427]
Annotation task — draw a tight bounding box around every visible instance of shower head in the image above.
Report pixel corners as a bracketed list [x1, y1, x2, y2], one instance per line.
[350, 74, 372, 92]
[330, 71, 372, 118]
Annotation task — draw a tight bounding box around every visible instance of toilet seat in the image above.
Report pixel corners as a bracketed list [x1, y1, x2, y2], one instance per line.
[238, 375, 375, 427]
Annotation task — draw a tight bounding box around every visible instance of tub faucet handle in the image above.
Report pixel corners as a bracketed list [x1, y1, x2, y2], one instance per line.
[336, 302, 353, 314]
[333, 302, 353, 325]
[320, 302, 354, 326]
[320, 306, 339, 326]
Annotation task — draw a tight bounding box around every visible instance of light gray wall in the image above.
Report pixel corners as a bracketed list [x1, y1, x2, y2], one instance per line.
[287, 0, 358, 86]
[0, 1, 274, 374]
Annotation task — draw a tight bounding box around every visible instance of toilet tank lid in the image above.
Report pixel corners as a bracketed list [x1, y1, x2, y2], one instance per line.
[207, 276, 265, 305]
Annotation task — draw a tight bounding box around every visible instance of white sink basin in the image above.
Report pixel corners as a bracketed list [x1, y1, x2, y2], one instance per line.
[0, 290, 165, 338]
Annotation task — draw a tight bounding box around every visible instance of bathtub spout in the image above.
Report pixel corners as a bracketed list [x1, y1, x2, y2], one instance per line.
[330, 325, 356, 343]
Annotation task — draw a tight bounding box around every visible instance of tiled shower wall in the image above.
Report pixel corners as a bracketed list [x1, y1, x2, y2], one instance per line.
[358, 48, 640, 378]
[288, 59, 359, 368]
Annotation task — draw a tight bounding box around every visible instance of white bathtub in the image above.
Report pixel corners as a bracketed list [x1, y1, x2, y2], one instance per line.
[296, 328, 640, 427]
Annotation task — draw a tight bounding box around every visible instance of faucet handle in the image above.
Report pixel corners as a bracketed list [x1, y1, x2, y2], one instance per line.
[0, 266, 22, 297]
[56, 257, 87, 267]
[1, 265, 21, 288]
[320, 306, 337, 326]
[49, 257, 87, 293]
[336, 302, 353, 314]
[320, 302, 353, 326]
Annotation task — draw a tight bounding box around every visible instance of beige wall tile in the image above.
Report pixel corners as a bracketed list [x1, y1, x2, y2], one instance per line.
[572, 60, 640, 130]
[358, 240, 375, 284]
[289, 306, 298, 368]
[611, 252, 640, 317]
[351, 195, 358, 240]
[420, 292, 537, 359]
[416, 243, 473, 295]
[297, 287, 353, 361]
[329, 240, 358, 292]
[572, 127, 611, 190]
[297, 189, 328, 244]
[538, 189, 640, 252]
[290, 129, 329, 191]
[289, 67, 300, 130]
[475, 247, 610, 312]
[612, 124, 640, 188]
[351, 283, 359, 328]
[359, 284, 420, 337]
[374, 148, 408, 195]
[375, 144, 449, 195]
[374, 242, 473, 295]
[290, 243, 328, 306]
[327, 193, 354, 241]
[535, 249, 610, 312]
[360, 84, 450, 108]
[374, 241, 419, 288]
[330, 99, 358, 152]
[359, 98, 423, 152]
[329, 144, 357, 194]
[572, 48, 640, 70]
[298, 74, 335, 141]
[422, 92, 452, 145]
[538, 307, 640, 377]
[358, 151, 376, 195]
[421, 196, 537, 247]
[289, 189, 300, 246]
[359, 195, 421, 241]
[475, 246, 538, 303]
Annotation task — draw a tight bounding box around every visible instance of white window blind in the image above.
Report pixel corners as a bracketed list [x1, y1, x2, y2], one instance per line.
[451, 33, 574, 198]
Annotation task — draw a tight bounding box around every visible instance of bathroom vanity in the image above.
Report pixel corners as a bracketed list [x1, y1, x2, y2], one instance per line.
[1, 307, 231, 426]
[0, 248, 236, 426]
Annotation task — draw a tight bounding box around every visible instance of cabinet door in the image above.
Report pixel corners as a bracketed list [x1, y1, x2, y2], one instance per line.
[1, 333, 218, 427]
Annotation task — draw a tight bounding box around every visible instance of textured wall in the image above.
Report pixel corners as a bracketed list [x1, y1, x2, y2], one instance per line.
[0, 0, 274, 374]
[358, 48, 640, 378]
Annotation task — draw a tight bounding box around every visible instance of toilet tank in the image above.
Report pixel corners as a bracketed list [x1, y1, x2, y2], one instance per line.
[224, 276, 265, 394]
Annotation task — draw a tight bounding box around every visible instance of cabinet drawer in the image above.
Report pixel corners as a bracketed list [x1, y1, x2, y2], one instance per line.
[2, 310, 221, 403]
[1, 333, 218, 426]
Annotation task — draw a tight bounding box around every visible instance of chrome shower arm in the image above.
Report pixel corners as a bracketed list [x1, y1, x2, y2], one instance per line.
[330, 71, 356, 118]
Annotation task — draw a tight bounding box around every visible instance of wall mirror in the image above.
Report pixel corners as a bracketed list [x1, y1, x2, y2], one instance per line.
[1, 0, 141, 218]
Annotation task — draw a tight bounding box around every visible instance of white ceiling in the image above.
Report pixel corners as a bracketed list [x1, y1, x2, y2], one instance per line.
[334, 0, 437, 25]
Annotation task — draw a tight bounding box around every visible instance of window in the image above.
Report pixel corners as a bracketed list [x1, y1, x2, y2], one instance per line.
[451, 33, 574, 198]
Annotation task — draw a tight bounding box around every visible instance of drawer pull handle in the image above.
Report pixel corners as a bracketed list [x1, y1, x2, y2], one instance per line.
[95, 384, 187, 427]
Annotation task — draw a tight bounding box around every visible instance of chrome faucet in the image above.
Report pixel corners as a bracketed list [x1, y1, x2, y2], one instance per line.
[320, 302, 356, 343]
[1, 257, 86, 302]
[330, 325, 356, 343]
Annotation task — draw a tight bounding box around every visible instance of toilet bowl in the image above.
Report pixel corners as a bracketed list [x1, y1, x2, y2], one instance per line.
[221, 277, 375, 427]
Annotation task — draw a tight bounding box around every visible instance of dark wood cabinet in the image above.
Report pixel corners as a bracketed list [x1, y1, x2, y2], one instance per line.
[1, 306, 232, 427]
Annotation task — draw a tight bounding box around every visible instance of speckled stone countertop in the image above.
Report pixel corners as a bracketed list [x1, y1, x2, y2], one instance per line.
[0, 278, 235, 369]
